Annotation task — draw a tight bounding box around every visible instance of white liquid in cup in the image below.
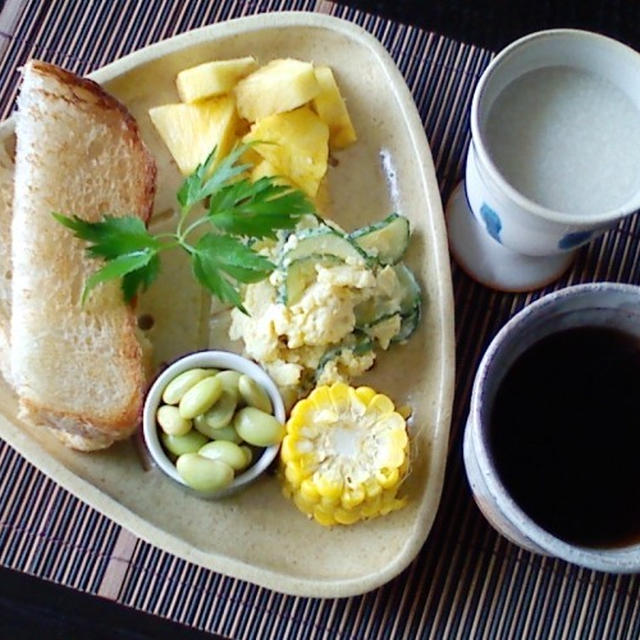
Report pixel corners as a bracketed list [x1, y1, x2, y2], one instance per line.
[484, 66, 640, 216]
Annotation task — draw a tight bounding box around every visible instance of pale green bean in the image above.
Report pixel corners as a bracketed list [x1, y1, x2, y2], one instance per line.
[176, 453, 234, 493]
[161, 430, 208, 457]
[238, 375, 272, 413]
[240, 445, 253, 467]
[198, 422, 242, 444]
[196, 391, 237, 436]
[215, 370, 241, 398]
[233, 407, 285, 447]
[199, 440, 248, 471]
[162, 368, 216, 405]
[156, 404, 192, 436]
[179, 376, 223, 419]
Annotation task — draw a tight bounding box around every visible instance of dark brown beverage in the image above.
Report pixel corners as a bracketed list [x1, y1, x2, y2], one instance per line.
[490, 325, 640, 548]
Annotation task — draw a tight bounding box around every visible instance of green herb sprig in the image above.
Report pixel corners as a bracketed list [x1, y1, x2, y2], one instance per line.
[53, 144, 316, 313]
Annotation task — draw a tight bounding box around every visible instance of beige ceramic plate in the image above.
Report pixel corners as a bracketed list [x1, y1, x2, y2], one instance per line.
[0, 12, 454, 597]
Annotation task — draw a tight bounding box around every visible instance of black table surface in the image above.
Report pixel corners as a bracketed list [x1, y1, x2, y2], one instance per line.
[3, 1, 640, 638]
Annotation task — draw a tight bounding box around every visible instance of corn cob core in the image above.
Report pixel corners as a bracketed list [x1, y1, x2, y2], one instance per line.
[280, 382, 409, 526]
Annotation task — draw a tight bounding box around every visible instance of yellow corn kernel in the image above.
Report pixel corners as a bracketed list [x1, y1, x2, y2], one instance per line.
[314, 472, 344, 500]
[313, 504, 337, 527]
[284, 460, 307, 487]
[341, 486, 365, 510]
[376, 467, 400, 489]
[354, 386, 376, 405]
[300, 478, 320, 503]
[334, 508, 361, 525]
[280, 434, 298, 463]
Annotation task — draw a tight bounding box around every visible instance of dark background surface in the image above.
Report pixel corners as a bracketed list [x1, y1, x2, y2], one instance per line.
[3, 1, 640, 638]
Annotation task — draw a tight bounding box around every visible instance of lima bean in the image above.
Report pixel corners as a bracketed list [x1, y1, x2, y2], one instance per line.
[198, 422, 242, 444]
[179, 375, 223, 419]
[161, 430, 208, 457]
[156, 404, 192, 436]
[196, 391, 237, 435]
[238, 375, 272, 413]
[215, 370, 241, 398]
[176, 453, 234, 493]
[199, 440, 248, 471]
[240, 445, 253, 467]
[162, 368, 216, 405]
[233, 407, 285, 447]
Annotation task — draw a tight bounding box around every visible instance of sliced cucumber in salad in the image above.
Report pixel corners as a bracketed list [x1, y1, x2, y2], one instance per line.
[349, 213, 410, 265]
[355, 263, 421, 329]
[392, 307, 420, 343]
[315, 334, 374, 381]
[280, 227, 367, 266]
[278, 254, 343, 305]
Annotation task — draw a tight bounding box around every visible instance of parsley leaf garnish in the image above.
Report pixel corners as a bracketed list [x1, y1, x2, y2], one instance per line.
[53, 143, 316, 313]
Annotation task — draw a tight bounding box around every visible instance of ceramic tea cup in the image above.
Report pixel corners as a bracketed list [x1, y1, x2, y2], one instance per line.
[464, 282, 640, 572]
[446, 29, 640, 291]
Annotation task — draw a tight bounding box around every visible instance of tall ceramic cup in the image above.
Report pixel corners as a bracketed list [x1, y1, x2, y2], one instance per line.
[464, 282, 640, 572]
[446, 30, 640, 291]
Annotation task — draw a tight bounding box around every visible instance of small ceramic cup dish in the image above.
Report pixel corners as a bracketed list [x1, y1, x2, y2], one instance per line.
[464, 282, 640, 572]
[142, 350, 286, 499]
[446, 29, 640, 291]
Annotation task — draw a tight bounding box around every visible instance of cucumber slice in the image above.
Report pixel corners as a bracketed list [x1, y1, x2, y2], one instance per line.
[355, 264, 422, 328]
[315, 334, 373, 381]
[350, 213, 410, 264]
[354, 295, 392, 328]
[392, 307, 420, 343]
[281, 227, 366, 266]
[394, 264, 421, 315]
[278, 254, 343, 305]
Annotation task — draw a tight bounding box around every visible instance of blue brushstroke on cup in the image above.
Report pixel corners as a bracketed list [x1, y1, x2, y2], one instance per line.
[558, 230, 593, 250]
[480, 203, 502, 242]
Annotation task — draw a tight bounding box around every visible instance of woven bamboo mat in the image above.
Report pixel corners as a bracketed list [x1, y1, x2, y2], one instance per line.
[1, 1, 640, 638]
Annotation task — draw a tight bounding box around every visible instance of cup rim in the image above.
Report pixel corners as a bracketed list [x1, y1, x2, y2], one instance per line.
[468, 282, 640, 571]
[142, 350, 285, 499]
[471, 28, 640, 226]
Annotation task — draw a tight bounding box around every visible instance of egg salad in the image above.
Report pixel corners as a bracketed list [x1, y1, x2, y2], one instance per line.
[229, 214, 421, 403]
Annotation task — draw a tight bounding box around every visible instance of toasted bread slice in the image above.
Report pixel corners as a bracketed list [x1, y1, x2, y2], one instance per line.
[10, 60, 156, 451]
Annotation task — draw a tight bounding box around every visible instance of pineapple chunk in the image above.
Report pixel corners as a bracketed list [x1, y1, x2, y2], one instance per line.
[312, 66, 357, 149]
[149, 96, 237, 175]
[176, 56, 258, 103]
[244, 106, 329, 197]
[251, 160, 328, 213]
[250, 159, 291, 186]
[234, 58, 321, 122]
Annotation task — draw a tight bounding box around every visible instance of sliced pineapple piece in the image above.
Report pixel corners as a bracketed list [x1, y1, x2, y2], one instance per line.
[250, 159, 291, 186]
[281, 382, 410, 526]
[244, 106, 329, 197]
[312, 66, 357, 149]
[149, 96, 237, 175]
[176, 56, 258, 103]
[234, 58, 320, 122]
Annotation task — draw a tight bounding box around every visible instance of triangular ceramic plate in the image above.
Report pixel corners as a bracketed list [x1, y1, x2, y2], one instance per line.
[0, 12, 454, 597]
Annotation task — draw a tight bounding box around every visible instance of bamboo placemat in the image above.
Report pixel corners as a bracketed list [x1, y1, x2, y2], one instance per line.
[1, 1, 639, 638]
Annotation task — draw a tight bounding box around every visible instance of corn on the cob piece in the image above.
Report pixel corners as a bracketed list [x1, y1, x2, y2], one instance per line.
[280, 382, 409, 526]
